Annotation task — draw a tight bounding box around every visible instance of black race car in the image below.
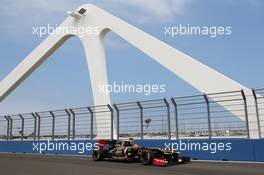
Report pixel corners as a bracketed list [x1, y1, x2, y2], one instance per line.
[92, 138, 190, 166]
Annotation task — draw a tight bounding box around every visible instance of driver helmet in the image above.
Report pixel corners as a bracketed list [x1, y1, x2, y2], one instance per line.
[129, 137, 134, 144]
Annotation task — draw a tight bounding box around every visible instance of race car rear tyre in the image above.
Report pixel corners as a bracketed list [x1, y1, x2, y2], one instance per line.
[92, 150, 103, 161]
[141, 150, 154, 165]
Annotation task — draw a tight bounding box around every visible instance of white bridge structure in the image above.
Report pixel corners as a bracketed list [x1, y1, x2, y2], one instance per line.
[0, 4, 260, 138]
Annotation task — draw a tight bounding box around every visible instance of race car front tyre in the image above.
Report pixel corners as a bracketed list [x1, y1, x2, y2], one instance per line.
[172, 153, 180, 164]
[182, 156, 191, 162]
[141, 150, 154, 165]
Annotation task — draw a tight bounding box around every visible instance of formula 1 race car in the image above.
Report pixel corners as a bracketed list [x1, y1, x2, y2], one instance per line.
[92, 138, 190, 166]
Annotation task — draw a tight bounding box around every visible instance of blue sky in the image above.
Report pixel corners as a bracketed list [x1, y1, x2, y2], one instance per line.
[0, 0, 264, 114]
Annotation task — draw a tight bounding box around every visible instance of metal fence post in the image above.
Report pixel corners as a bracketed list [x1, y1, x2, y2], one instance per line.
[137, 102, 143, 139]
[7, 116, 13, 140]
[35, 113, 41, 140]
[113, 104, 119, 141]
[163, 98, 171, 140]
[69, 109, 76, 140]
[49, 111, 55, 140]
[107, 104, 114, 140]
[4, 116, 10, 141]
[171, 98, 179, 139]
[31, 113, 37, 141]
[65, 109, 71, 140]
[203, 94, 212, 139]
[87, 107, 93, 140]
[19, 114, 24, 140]
[252, 89, 261, 138]
[241, 90, 250, 139]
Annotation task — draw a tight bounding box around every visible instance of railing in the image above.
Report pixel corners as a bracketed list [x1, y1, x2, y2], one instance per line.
[253, 88, 264, 138]
[0, 88, 263, 140]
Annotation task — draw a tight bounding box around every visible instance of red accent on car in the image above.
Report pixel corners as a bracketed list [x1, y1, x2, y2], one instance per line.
[152, 158, 166, 166]
[132, 144, 140, 149]
[98, 139, 106, 148]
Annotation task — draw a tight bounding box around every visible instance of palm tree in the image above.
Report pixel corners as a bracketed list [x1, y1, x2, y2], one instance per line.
[144, 118, 152, 128]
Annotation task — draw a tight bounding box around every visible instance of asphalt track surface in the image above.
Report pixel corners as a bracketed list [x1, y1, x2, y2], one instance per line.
[0, 154, 263, 175]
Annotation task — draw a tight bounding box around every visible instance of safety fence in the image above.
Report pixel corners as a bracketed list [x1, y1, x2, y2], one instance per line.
[1, 88, 264, 141]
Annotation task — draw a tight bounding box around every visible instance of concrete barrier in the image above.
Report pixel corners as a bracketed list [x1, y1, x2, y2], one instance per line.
[0, 139, 263, 162]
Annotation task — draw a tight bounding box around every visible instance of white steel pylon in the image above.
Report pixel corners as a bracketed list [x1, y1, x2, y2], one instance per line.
[0, 4, 259, 138]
